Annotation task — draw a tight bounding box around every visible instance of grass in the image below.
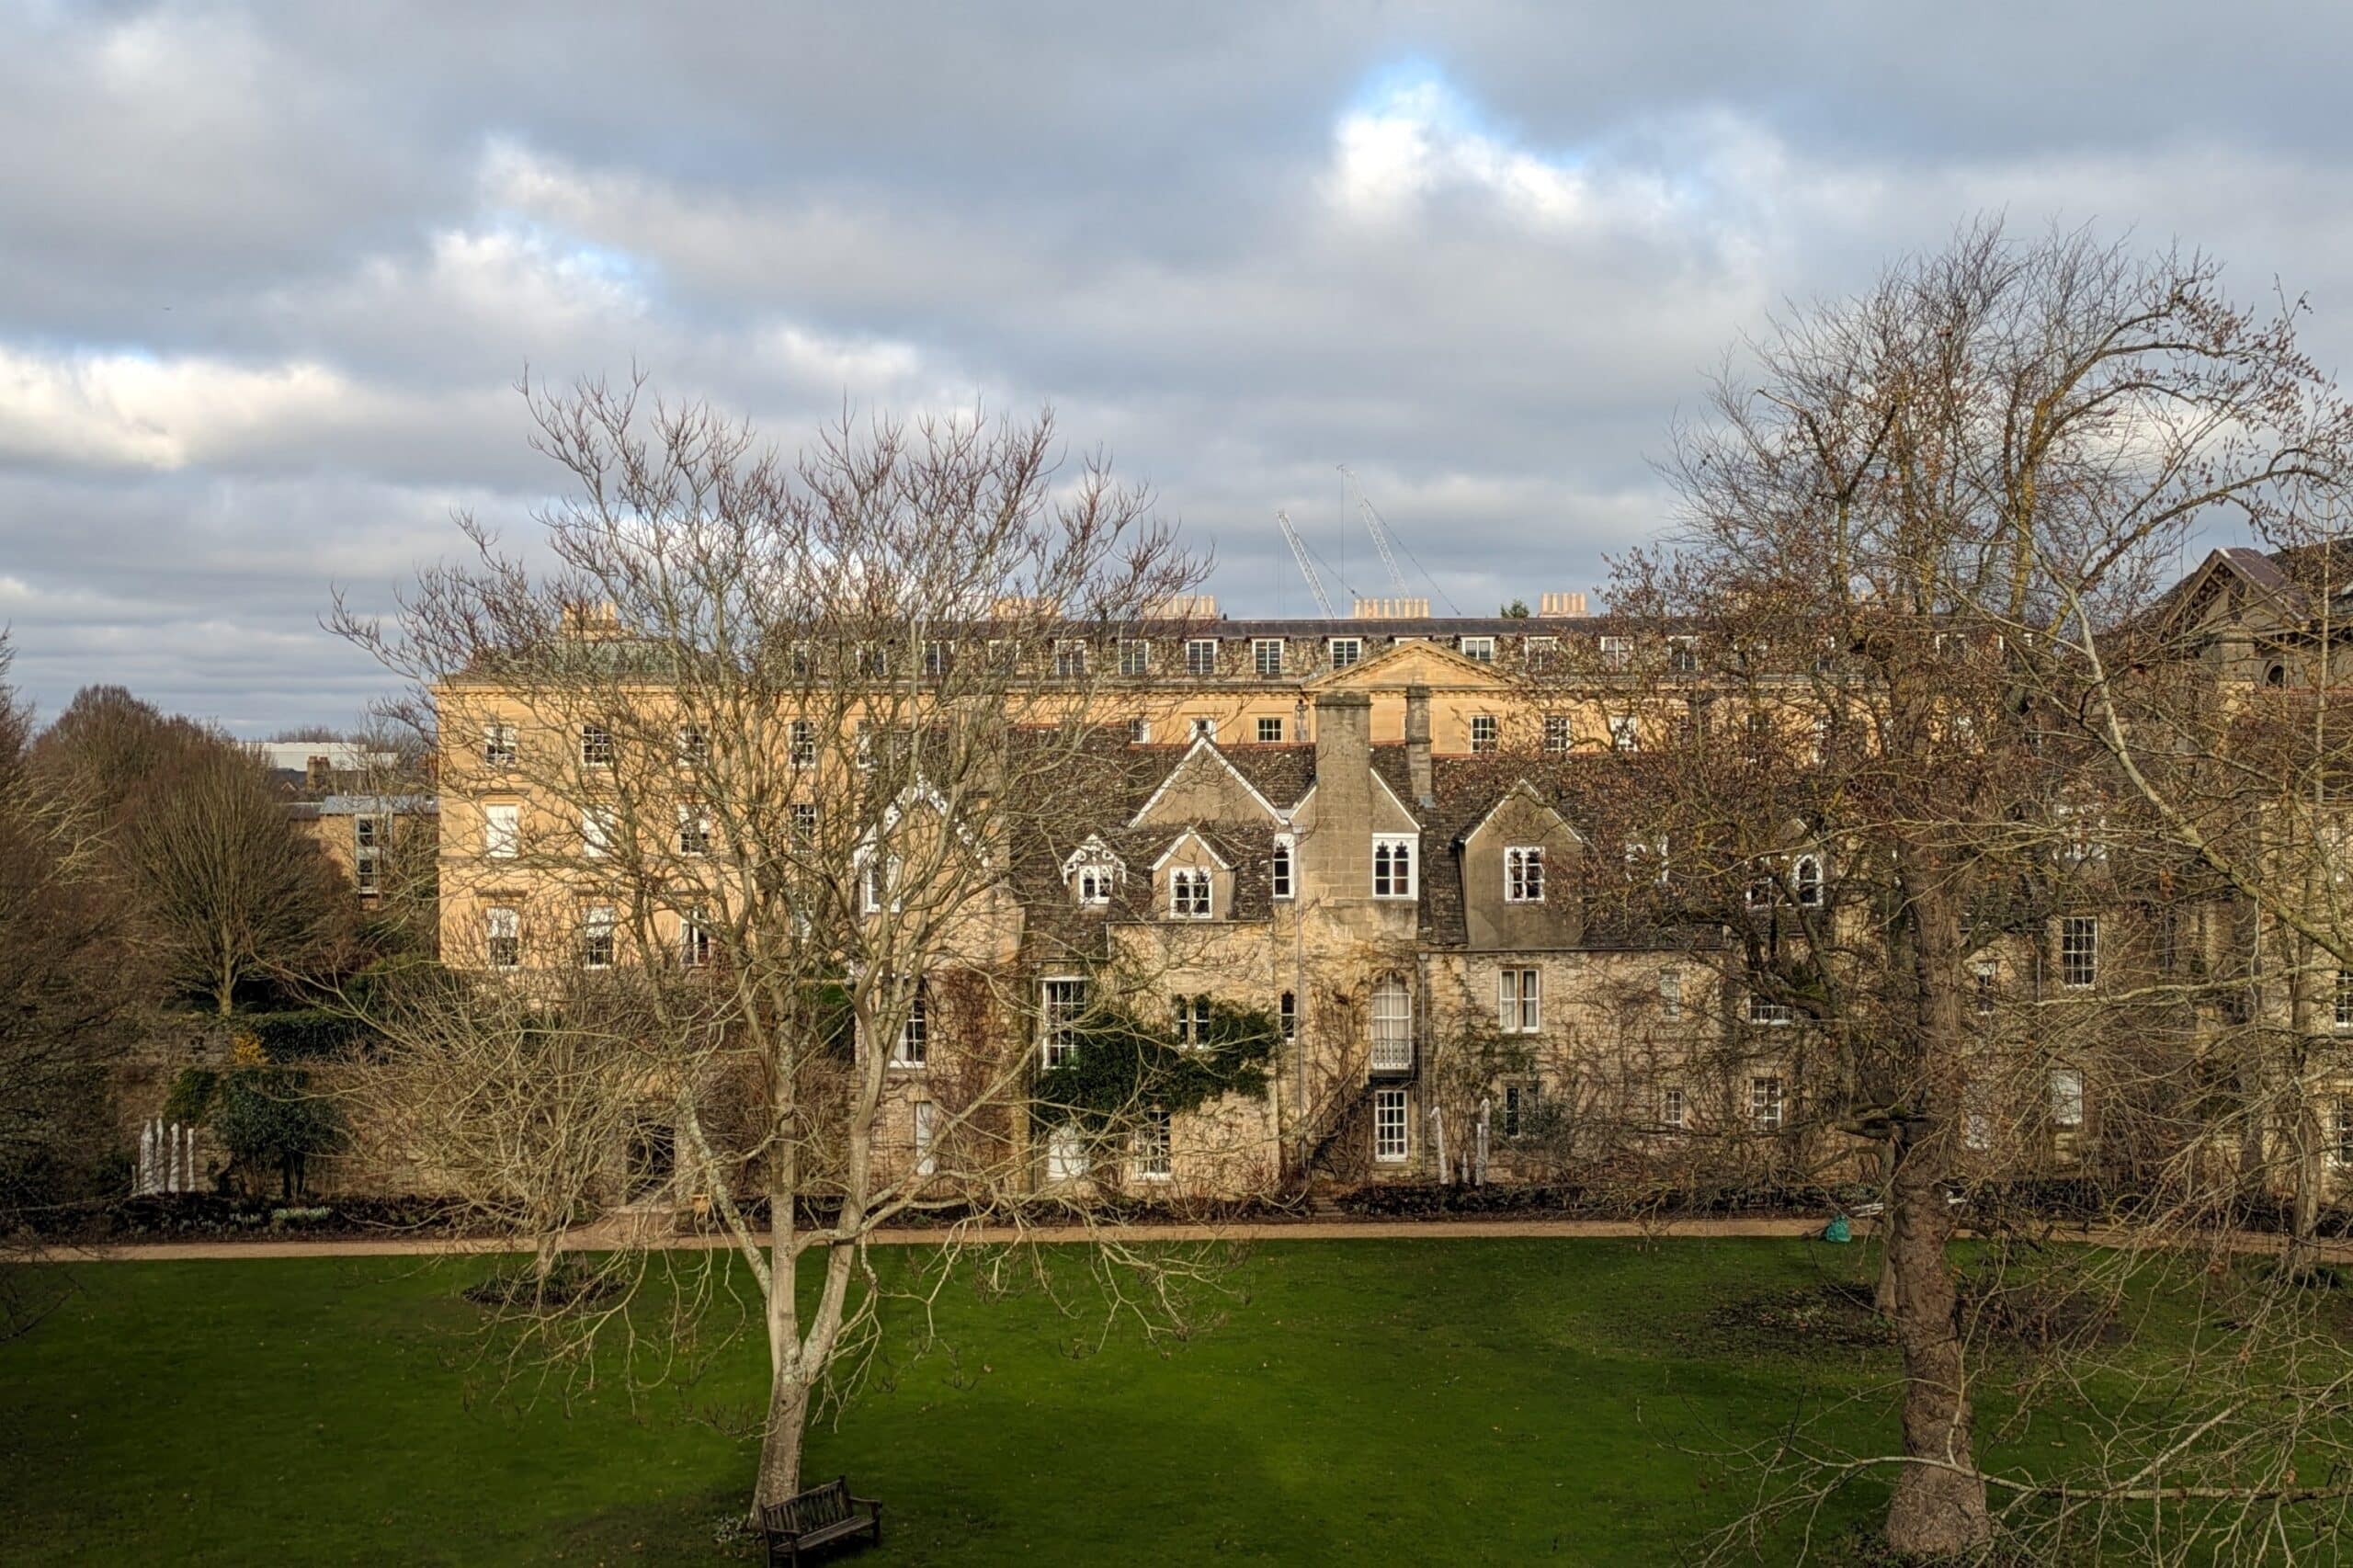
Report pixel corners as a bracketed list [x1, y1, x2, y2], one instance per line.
[0, 1237, 2104, 1563]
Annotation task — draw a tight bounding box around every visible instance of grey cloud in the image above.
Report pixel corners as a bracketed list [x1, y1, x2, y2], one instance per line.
[1, 1, 2346, 727]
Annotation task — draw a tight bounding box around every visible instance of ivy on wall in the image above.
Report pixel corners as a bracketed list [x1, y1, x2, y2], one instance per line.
[1034, 995, 1279, 1133]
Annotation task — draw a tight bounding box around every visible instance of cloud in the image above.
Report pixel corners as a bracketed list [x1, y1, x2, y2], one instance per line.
[2, 6, 2351, 726]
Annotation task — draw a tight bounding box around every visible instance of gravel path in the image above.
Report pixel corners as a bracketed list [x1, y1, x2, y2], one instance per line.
[42, 1215, 2353, 1265]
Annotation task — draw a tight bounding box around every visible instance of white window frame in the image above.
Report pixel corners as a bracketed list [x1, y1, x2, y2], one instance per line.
[1660, 1085, 1687, 1130]
[1168, 867, 1213, 920]
[1626, 834, 1669, 886]
[2050, 1066, 2085, 1129]
[1658, 967, 1683, 1020]
[861, 853, 901, 915]
[1370, 975, 1412, 1071]
[1504, 846, 1545, 903]
[1256, 715, 1285, 744]
[1599, 635, 1632, 670]
[1372, 834, 1417, 899]
[1372, 1087, 1409, 1163]
[1185, 638, 1219, 676]
[1173, 994, 1211, 1046]
[790, 802, 817, 845]
[1470, 714, 1498, 753]
[1748, 993, 1793, 1027]
[1074, 859, 1116, 906]
[1190, 716, 1218, 741]
[1129, 718, 1153, 744]
[676, 724, 710, 765]
[1135, 1108, 1173, 1181]
[1279, 990, 1297, 1040]
[1459, 636, 1495, 664]
[1667, 636, 1698, 675]
[2337, 971, 2353, 1032]
[922, 640, 950, 678]
[912, 1101, 938, 1177]
[1118, 640, 1150, 676]
[1608, 714, 1639, 753]
[1328, 637, 1362, 671]
[353, 814, 382, 896]
[1040, 977, 1087, 1068]
[581, 903, 616, 970]
[1253, 638, 1285, 677]
[1525, 635, 1558, 670]
[1792, 853, 1823, 907]
[582, 805, 616, 858]
[1502, 1081, 1537, 1139]
[676, 804, 711, 857]
[2060, 916, 2098, 989]
[579, 722, 613, 767]
[485, 905, 520, 970]
[790, 719, 816, 769]
[678, 912, 712, 969]
[1054, 639, 1088, 678]
[1972, 960, 1998, 1018]
[483, 802, 520, 859]
[894, 985, 929, 1067]
[1750, 1075, 1784, 1131]
[1046, 1123, 1089, 1181]
[1270, 834, 1295, 901]
[482, 722, 517, 767]
[2333, 1096, 2353, 1168]
[1543, 713, 1572, 754]
[1497, 967, 1540, 1034]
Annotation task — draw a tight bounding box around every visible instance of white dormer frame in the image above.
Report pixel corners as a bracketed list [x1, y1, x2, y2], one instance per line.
[1167, 867, 1214, 919]
[1062, 835, 1125, 905]
[1372, 833, 1418, 900]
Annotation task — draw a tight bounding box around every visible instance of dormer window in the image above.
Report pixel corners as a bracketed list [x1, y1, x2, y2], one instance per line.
[1118, 640, 1150, 676]
[1328, 637, 1363, 670]
[1505, 846, 1545, 903]
[1459, 636, 1495, 663]
[1185, 639, 1218, 676]
[1064, 837, 1125, 906]
[1599, 635, 1632, 670]
[1253, 638, 1285, 676]
[1169, 868, 1212, 919]
[1054, 640, 1088, 678]
[1372, 835, 1416, 899]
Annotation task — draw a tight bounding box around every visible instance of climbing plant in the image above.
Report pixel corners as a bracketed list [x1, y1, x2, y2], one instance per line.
[1034, 994, 1279, 1134]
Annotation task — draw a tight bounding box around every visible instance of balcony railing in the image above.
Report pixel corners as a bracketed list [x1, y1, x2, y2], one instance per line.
[1370, 1035, 1415, 1074]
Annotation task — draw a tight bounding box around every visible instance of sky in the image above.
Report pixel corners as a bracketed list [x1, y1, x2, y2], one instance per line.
[4, 1, 2351, 733]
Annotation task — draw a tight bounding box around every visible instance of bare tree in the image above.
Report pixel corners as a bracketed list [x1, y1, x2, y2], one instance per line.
[0, 642, 145, 1332]
[335, 382, 1234, 1513]
[1586, 221, 2342, 1557]
[126, 739, 349, 1016]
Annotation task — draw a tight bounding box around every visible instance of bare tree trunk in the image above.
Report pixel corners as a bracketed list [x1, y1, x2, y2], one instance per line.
[1884, 880, 1992, 1556]
[754, 1355, 811, 1508]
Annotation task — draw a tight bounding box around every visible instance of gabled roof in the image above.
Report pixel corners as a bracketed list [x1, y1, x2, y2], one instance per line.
[1059, 834, 1124, 878]
[1454, 779, 1583, 849]
[1127, 734, 1286, 828]
[1151, 827, 1233, 872]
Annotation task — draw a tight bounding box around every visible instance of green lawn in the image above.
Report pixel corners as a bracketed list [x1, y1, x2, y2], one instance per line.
[1, 1238, 2051, 1563]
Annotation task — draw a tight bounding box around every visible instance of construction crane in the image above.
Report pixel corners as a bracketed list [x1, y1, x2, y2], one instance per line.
[1338, 464, 1408, 595]
[1276, 509, 1336, 618]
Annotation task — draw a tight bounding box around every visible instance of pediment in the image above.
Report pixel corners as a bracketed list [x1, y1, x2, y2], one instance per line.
[1304, 638, 1512, 693]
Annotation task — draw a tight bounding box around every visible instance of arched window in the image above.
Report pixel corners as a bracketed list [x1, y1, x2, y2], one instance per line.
[1370, 975, 1412, 1070]
[1793, 854, 1823, 907]
[2268, 662, 2288, 687]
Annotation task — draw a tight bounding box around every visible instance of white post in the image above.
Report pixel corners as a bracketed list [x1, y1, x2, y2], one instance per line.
[138, 1120, 155, 1196]
[1475, 1098, 1491, 1187]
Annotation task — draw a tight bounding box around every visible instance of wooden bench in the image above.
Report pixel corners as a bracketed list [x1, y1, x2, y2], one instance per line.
[759, 1476, 881, 1565]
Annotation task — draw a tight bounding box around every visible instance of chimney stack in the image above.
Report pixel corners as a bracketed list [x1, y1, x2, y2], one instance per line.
[1538, 592, 1588, 618]
[1306, 691, 1374, 900]
[1404, 684, 1433, 806]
